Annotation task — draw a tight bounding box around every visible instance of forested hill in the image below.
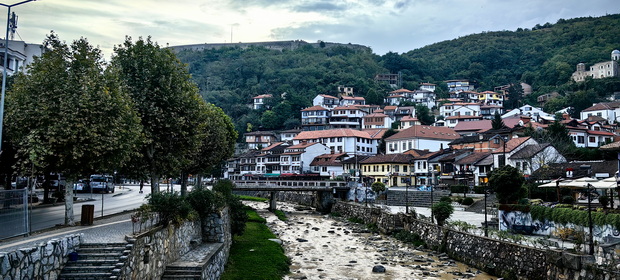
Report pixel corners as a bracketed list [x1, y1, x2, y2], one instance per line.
[174, 14, 620, 136]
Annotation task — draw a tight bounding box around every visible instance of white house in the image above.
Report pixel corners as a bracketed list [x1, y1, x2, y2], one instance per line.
[385, 125, 460, 154]
[440, 102, 482, 128]
[501, 105, 554, 122]
[340, 96, 365, 106]
[279, 142, 330, 174]
[312, 94, 340, 110]
[301, 105, 331, 131]
[510, 143, 567, 176]
[0, 40, 45, 76]
[309, 153, 349, 178]
[252, 94, 272, 110]
[580, 102, 620, 124]
[292, 128, 383, 156]
[330, 105, 366, 129]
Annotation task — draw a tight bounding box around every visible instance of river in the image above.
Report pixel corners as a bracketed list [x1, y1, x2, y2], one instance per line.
[247, 201, 498, 280]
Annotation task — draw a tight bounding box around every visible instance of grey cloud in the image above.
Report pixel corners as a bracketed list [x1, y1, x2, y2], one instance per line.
[291, 1, 347, 13]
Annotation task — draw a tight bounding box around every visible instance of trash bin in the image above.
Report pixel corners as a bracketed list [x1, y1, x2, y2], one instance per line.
[81, 204, 95, 225]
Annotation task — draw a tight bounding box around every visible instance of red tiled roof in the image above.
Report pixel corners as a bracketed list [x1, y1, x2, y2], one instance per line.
[587, 130, 615, 136]
[301, 105, 329, 112]
[386, 125, 460, 141]
[492, 136, 531, 153]
[455, 152, 492, 165]
[389, 88, 413, 94]
[445, 115, 483, 120]
[400, 115, 418, 121]
[310, 153, 347, 167]
[318, 94, 338, 99]
[288, 142, 320, 149]
[365, 113, 388, 118]
[342, 96, 365, 100]
[453, 120, 492, 131]
[333, 105, 362, 111]
[363, 128, 388, 139]
[360, 154, 414, 164]
[582, 102, 620, 112]
[252, 94, 272, 99]
[421, 83, 436, 86]
[261, 142, 284, 151]
[384, 106, 397, 111]
[386, 95, 404, 98]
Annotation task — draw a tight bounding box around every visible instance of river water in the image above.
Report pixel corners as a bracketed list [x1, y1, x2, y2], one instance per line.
[246, 201, 498, 280]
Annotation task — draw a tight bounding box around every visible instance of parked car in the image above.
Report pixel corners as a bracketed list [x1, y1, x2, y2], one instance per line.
[73, 179, 90, 193]
[90, 174, 114, 193]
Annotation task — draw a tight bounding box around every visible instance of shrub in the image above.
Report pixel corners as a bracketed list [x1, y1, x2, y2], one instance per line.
[392, 230, 425, 246]
[440, 196, 452, 203]
[186, 186, 225, 218]
[147, 191, 193, 226]
[213, 180, 248, 236]
[371, 181, 386, 193]
[431, 201, 454, 226]
[461, 197, 474, 206]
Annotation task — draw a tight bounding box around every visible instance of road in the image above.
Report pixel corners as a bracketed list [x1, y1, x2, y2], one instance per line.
[28, 183, 183, 232]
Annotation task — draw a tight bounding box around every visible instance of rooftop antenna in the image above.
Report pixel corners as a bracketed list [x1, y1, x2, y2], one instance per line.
[230, 25, 233, 43]
[9, 12, 17, 40]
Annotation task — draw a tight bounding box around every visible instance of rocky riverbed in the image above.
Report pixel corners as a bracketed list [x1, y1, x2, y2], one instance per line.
[247, 201, 498, 280]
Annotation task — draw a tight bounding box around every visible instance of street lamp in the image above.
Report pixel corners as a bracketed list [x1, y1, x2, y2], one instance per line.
[483, 183, 488, 237]
[0, 0, 37, 153]
[407, 159, 412, 214]
[580, 164, 595, 255]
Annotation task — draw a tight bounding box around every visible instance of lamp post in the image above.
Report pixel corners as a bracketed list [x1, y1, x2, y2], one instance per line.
[484, 182, 488, 237]
[407, 159, 412, 214]
[0, 0, 37, 153]
[429, 166, 434, 222]
[581, 164, 595, 255]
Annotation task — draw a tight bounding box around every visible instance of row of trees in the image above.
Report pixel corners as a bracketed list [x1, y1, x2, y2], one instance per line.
[3, 33, 237, 225]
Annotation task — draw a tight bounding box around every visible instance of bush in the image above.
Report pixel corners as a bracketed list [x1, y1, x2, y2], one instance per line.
[213, 180, 249, 236]
[431, 201, 454, 226]
[147, 191, 193, 226]
[371, 181, 386, 193]
[392, 230, 425, 246]
[186, 186, 225, 218]
[461, 197, 474, 206]
[440, 196, 452, 203]
[473, 185, 486, 194]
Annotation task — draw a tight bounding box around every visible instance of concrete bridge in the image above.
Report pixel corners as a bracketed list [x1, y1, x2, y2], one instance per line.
[232, 180, 349, 213]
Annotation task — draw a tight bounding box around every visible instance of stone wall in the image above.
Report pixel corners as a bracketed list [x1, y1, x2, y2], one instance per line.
[119, 207, 232, 280]
[332, 201, 620, 280]
[0, 234, 82, 280]
[234, 190, 315, 207]
[385, 189, 450, 207]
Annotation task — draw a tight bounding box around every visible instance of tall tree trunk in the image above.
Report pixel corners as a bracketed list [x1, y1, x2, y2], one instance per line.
[64, 179, 75, 226]
[180, 172, 187, 196]
[196, 173, 203, 189]
[150, 173, 160, 193]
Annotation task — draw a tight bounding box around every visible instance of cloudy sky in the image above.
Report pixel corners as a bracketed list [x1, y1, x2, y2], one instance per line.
[7, 0, 619, 58]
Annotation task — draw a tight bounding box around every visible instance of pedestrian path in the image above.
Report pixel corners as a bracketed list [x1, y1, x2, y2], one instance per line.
[0, 212, 134, 253]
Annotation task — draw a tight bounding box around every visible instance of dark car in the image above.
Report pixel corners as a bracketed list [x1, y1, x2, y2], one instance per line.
[73, 179, 90, 193]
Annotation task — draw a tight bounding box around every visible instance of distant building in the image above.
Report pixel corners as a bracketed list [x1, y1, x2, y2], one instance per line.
[252, 94, 272, 110]
[0, 40, 45, 76]
[301, 105, 331, 131]
[445, 79, 475, 93]
[572, 50, 620, 82]
[375, 73, 401, 88]
[313, 94, 339, 110]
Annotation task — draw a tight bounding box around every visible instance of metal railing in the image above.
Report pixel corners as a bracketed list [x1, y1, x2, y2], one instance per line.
[0, 189, 29, 240]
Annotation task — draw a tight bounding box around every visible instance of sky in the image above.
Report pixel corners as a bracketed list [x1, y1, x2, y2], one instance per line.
[6, 0, 620, 58]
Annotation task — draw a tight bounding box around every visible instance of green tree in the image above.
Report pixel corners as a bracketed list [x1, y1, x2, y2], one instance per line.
[180, 103, 237, 195]
[491, 111, 506, 130]
[431, 201, 454, 226]
[488, 165, 527, 204]
[111, 37, 204, 192]
[415, 104, 434, 125]
[6, 33, 142, 225]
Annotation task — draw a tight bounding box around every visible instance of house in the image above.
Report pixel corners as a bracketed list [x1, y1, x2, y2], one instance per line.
[385, 125, 460, 154]
[453, 120, 492, 136]
[313, 94, 340, 110]
[480, 104, 504, 119]
[572, 50, 620, 82]
[491, 136, 537, 168]
[385, 89, 436, 108]
[293, 128, 383, 155]
[244, 131, 278, 149]
[360, 154, 414, 187]
[501, 105, 554, 122]
[340, 96, 365, 106]
[301, 105, 331, 131]
[255, 142, 290, 175]
[509, 143, 567, 177]
[454, 152, 493, 187]
[310, 153, 349, 178]
[363, 112, 393, 129]
[435, 149, 474, 186]
[565, 120, 616, 148]
[439, 102, 482, 128]
[580, 102, 620, 124]
[252, 94, 272, 110]
[0, 40, 45, 76]
[330, 105, 365, 129]
[375, 73, 401, 88]
[445, 80, 475, 93]
[279, 129, 301, 141]
[420, 83, 436, 92]
[279, 142, 330, 174]
[399, 115, 421, 130]
[475, 91, 505, 107]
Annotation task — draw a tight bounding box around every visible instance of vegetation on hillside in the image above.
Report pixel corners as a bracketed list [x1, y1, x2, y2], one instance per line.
[175, 14, 620, 136]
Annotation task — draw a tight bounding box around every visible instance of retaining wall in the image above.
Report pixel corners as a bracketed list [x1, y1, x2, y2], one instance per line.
[332, 201, 620, 280]
[0, 234, 82, 280]
[119, 207, 232, 280]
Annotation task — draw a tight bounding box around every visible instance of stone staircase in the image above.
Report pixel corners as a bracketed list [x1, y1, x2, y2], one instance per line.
[58, 242, 130, 280]
[161, 266, 202, 280]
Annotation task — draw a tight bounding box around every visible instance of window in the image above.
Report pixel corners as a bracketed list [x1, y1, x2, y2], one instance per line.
[382, 165, 385, 172]
[578, 136, 585, 144]
[394, 165, 399, 172]
[322, 167, 327, 172]
[589, 137, 596, 143]
[403, 166, 408, 172]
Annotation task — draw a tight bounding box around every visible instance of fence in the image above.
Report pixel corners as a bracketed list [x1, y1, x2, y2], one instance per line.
[0, 189, 29, 240]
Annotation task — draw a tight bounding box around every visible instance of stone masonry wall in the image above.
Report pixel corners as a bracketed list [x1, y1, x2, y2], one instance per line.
[119, 207, 232, 280]
[0, 234, 82, 280]
[332, 201, 619, 280]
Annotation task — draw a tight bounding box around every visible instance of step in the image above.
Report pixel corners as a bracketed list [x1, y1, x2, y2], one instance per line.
[77, 247, 126, 254]
[75, 252, 124, 260]
[161, 275, 201, 280]
[61, 265, 116, 273]
[80, 243, 127, 248]
[65, 259, 119, 266]
[58, 272, 112, 280]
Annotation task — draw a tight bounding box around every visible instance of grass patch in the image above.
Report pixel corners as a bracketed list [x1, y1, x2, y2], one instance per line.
[247, 209, 267, 223]
[274, 210, 288, 221]
[221, 208, 290, 280]
[238, 195, 268, 202]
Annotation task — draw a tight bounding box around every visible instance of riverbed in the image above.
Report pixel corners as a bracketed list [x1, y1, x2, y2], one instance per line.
[247, 201, 498, 280]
